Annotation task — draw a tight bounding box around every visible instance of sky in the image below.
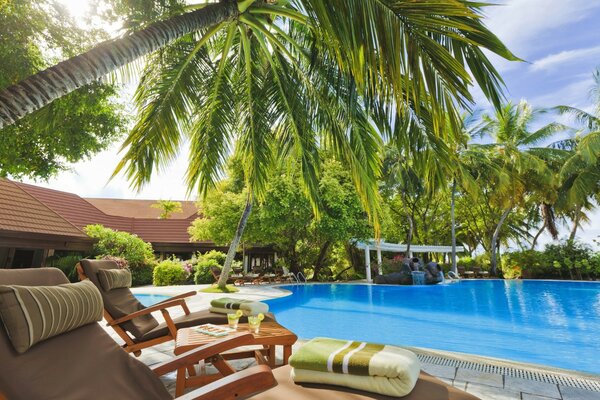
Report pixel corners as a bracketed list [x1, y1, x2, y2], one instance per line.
[24, 0, 600, 246]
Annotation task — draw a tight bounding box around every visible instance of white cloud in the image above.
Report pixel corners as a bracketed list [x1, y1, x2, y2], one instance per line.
[484, 0, 600, 57]
[529, 77, 594, 108]
[531, 46, 600, 72]
[23, 143, 195, 201]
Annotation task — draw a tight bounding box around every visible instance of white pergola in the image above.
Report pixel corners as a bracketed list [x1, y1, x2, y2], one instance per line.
[356, 240, 465, 283]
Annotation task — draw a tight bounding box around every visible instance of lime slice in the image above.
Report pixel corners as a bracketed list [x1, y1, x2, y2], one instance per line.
[236, 310, 243, 317]
[257, 313, 264, 321]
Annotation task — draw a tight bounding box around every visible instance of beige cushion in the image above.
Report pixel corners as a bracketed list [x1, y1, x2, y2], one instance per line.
[98, 268, 132, 291]
[0, 280, 103, 353]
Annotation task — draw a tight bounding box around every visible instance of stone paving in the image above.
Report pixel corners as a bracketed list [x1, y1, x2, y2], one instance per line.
[103, 284, 600, 400]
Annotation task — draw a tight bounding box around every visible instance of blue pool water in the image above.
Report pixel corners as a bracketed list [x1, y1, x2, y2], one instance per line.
[135, 293, 171, 307]
[265, 281, 600, 374]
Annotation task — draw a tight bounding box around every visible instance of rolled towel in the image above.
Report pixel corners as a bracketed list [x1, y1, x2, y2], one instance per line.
[209, 297, 269, 315]
[289, 337, 420, 397]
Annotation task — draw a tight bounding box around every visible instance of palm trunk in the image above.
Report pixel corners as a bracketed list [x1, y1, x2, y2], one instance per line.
[450, 178, 458, 274]
[406, 215, 414, 256]
[218, 197, 253, 288]
[569, 208, 581, 242]
[490, 208, 511, 275]
[0, 1, 240, 128]
[530, 223, 545, 250]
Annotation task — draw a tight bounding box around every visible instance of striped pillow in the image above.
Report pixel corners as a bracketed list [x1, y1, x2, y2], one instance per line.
[97, 268, 132, 291]
[0, 280, 103, 353]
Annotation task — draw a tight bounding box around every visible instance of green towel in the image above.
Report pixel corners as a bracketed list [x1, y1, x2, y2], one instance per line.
[210, 297, 251, 310]
[289, 337, 420, 378]
[209, 297, 269, 315]
[289, 337, 421, 397]
[290, 337, 384, 376]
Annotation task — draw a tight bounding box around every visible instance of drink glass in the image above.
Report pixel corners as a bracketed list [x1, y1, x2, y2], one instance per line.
[227, 313, 240, 330]
[248, 315, 261, 334]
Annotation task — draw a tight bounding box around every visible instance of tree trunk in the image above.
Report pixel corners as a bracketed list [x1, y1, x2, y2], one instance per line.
[569, 208, 581, 242]
[490, 208, 511, 275]
[311, 240, 332, 281]
[530, 223, 546, 250]
[218, 197, 253, 288]
[450, 178, 458, 274]
[0, 1, 240, 128]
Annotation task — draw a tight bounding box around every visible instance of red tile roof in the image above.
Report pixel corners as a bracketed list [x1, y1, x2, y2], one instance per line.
[85, 198, 198, 219]
[0, 180, 87, 238]
[9, 180, 202, 244]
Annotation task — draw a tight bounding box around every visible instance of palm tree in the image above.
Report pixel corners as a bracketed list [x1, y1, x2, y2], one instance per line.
[0, 1, 517, 288]
[476, 101, 565, 274]
[555, 69, 600, 240]
[116, 15, 390, 288]
[0, 0, 515, 130]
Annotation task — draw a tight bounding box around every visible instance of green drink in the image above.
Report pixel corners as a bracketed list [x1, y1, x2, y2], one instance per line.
[248, 313, 264, 334]
[227, 310, 242, 330]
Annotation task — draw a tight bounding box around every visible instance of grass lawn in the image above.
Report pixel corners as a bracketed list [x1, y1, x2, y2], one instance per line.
[200, 284, 239, 293]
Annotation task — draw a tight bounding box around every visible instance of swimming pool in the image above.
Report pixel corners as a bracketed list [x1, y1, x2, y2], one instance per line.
[134, 293, 171, 307]
[265, 281, 600, 374]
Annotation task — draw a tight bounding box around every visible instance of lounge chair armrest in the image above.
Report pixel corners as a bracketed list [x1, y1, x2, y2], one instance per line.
[156, 291, 197, 304]
[152, 333, 255, 376]
[108, 299, 186, 326]
[175, 365, 277, 400]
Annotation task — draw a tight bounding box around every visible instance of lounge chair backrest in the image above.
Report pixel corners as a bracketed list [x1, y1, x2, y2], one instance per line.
[0, 268, 170, 400]
[79, 259, 158, 339]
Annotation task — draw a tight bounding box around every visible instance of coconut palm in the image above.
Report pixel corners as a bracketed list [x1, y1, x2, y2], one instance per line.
[555, 69, 600, 240]
[0, 0, 515, 130]
[474, 101, 567, 274]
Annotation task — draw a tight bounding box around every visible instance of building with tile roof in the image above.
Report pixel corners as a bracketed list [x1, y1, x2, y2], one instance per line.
[0, 179, 274, 269]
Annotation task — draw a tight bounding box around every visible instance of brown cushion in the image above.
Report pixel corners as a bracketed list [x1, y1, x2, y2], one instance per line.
[98, 268, 132, 291]
[0, 280, 103, 353]
[0, 268, 171, 400]
[79, 259, 158, 339]
[251, 365, 480, 400]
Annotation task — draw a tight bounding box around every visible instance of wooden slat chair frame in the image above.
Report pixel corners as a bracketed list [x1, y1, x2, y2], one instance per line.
[76, 262, 197, 356]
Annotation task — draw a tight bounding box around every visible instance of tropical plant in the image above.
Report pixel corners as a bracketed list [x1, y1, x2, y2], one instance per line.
[554, 69, 600, 240]
[151, 199, 183, 219]
[468, 101, 566, 274]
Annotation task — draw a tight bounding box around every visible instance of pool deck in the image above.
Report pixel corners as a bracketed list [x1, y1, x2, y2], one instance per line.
[107, 284, 600, 399]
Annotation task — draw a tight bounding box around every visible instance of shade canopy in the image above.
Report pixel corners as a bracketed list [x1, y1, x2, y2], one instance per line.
[356, 240, 464, 254]
[357, 240, 464, 283]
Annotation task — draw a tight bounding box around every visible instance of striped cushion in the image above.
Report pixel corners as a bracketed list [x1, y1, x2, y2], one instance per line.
[97, 268, 132, 291]
[0, 280, 103, 353]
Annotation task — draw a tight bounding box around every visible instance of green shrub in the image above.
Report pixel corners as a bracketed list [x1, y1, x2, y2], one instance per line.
[84, 224, 158, 286]
[194, 259, 221, 284]
[200, 250, 227, 266]
[132, 262, 156, 286]
[84, 224, 156, 268]
[502, 250, 543, 279]
[457, 256, 477, 270]
[153, 259, 187, 286]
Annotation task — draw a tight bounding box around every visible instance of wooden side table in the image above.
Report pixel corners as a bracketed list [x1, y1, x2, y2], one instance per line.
[174, 322, 297, 396]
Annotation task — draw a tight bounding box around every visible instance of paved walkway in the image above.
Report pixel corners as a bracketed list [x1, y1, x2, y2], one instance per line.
[109, 284, 600, 400]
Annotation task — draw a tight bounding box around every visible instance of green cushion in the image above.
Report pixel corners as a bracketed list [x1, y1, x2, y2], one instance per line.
[0, 280, 103, 353]
[97, 268, 132, 291]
